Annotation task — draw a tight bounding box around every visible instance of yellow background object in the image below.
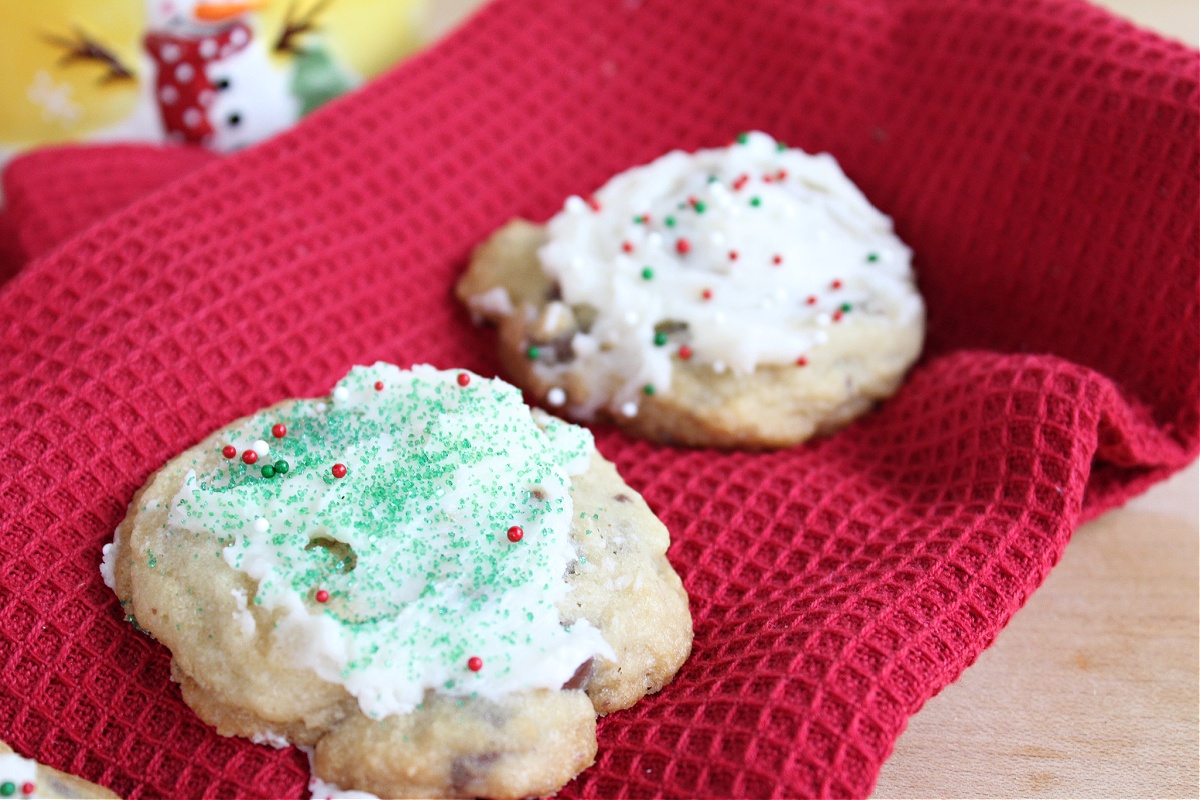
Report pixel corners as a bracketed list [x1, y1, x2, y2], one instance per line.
[0, 0, 429, 149]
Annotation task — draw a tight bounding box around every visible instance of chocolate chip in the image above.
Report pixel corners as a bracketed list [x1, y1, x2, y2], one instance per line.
[614, 493, 632, 503]
[562, 658, 594, 691]
[654, 319, 689, 336]
[450, 752, 501, 793]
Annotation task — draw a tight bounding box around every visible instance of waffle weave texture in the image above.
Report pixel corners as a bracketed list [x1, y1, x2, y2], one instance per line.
[0, 0, 1196, 797]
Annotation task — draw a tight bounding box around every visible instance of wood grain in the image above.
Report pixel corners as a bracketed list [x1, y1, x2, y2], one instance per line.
[873, 462, 1199, 798]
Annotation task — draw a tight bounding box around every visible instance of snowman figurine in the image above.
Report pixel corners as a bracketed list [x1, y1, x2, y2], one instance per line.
[143, 0, 299, 151]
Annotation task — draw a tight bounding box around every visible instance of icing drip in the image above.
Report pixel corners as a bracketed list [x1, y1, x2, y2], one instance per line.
[165, 363, 612, 719]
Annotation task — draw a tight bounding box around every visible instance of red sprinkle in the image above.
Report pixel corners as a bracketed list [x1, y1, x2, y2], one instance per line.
[732, 174, 749, 191]
[222, 445, 237, 459]
[315, 590, 329, 603]
[676, 238, 691, 254]
[833, 309, 845, 322]
[776, 169, 788, 180]
[467, 656, 483, 672]
[507, 525, 524, 542]
[806, 295, 818, 305]
[242, 450, 258, 465]
[621, 241, 634, 253]
[729, 250, 739, 261]
[21, 785, 35, 797]
[374, 381, 384, 391]
[457, 372, 471, 387]
[586, 196, 601, 211]
[701, 288, 713, 301]
[772, 254, 783, 265]
[762, 174, 773, 183]
[331, 463, 347, 479]
[271, 423, 287, 438]
[831, 279, 843, 289]
[796, 356, 809, 367]
[678, 345, 694, 360]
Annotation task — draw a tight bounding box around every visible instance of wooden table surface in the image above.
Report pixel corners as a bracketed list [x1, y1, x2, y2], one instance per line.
[872, 461, 1199, 798]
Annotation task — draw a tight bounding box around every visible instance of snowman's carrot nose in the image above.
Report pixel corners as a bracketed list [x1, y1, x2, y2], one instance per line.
[193, 0, 266, 22]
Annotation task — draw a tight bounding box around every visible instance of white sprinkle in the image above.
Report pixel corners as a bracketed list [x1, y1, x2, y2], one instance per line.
[315, 402, 327, 412]
[623, 310, 639, 326]
[159, 85, 179, 104]
[712, 360, 727, 373]
[175, 63, 195, 82]
[252, 439, 270, 458]
[816, 313, 832, 326]
[333, 386, 350, 402]
[547, 387, 566, 406]
[253, 518, 269, 533]
[773, 287, 788, 302]
[160, 43, 181, 63]
[199, 38, 218, 58]
[714, 311, 727, 324]
[182, 107, 202, 128]
[709, 231, 725, 245]
[646, 232, 663, 247]
[814, 330, 829, 344]
[231, 27, 249, 46]
[620, 401, 638, 417]
[565, 196, 587, 214]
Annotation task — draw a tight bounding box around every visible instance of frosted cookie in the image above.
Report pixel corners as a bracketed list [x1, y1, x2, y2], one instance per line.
[457, 131, 925, 448]
[103, 364, 691, 799]
[0, 743, 120, 799]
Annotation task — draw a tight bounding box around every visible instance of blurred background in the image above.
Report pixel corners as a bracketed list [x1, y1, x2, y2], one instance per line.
[1, 0, 1194, 165]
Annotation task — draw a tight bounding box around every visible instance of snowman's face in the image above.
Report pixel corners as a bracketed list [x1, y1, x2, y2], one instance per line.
[146, 0, 266, 33]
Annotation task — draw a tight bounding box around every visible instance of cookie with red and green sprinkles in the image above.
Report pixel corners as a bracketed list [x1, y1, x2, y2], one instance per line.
[0, 743, 119, 799]
[458, 131, 925, 449]
[103, 363, 691, 799]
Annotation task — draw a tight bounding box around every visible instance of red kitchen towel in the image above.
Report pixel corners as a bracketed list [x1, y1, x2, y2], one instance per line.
[0, 0, 1196, 797]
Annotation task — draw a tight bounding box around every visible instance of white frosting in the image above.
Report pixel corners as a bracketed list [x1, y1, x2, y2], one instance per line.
[165, 363, 613, 720]
[0, 754, 37, 797]
[533, 131, 922, 417]
[99, 530, 119, 590]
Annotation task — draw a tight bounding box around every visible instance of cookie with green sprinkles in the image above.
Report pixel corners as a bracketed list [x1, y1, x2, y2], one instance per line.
[102, 363, 692, 799]
[0, 742, 119, 799]
[457, 132, 925, 449]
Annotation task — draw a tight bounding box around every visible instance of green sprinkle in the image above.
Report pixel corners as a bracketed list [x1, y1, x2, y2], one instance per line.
[867, 252, 879, 262]
[261, 464, 276, 479]
[707, 174, 718, 183]
[1, 782, 14, 797]
[634, 215, 646, 224]
[653, 332, 668, 346]
[736, 132, 749, 144]
[526, 345, 541, 360]
[641, 267, 654, 280]
[693, 200, 707, 213]
[776, 141, 787, 151]
[274, 459, 290, 474]
[840, 302, 852, 313]
[664, 216, 676, 227]
[750, 196, 761, 207]
[643, 384, 655, 396]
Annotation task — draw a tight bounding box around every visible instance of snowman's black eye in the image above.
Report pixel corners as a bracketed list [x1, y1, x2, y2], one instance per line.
[215, 78, 231, 91]
[227, 112, 241, 127]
